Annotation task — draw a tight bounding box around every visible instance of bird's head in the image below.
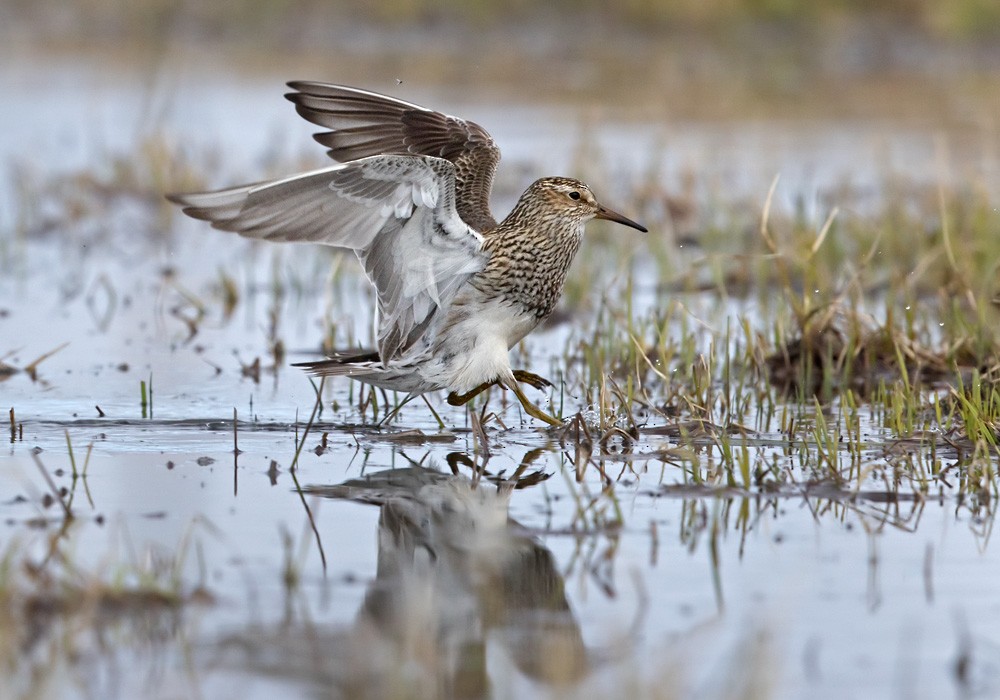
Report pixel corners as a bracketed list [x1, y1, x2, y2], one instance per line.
[529, 177, 647, 232]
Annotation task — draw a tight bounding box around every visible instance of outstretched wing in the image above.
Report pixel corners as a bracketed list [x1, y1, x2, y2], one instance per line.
[168, 155, 488, 361]
[286, 81, 500, 232]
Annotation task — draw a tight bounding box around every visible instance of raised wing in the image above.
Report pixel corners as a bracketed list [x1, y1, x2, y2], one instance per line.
[286, 81, 501, 232]
[168, 155, 488, 361]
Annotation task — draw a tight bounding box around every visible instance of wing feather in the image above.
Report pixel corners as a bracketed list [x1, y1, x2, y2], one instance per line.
[286, 81, 500, 232]
[168, 154, 487, 361]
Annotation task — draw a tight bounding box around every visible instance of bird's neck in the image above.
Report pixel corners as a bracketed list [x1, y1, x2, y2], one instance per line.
[478, 203, 587, 321]
[500, 199, 585, 245]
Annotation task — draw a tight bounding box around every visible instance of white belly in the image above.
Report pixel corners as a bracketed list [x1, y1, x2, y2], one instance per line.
[419, 300, 540, 393]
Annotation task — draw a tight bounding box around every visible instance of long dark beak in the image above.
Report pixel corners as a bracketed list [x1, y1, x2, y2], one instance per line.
[595, 204, 647, 232]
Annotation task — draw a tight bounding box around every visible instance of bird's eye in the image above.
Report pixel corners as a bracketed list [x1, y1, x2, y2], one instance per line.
[568, 191, 581, 200]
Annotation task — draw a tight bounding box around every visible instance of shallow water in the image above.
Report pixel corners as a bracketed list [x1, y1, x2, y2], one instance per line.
[6, 415, 999, 698]
[3, 53, 1000, 699]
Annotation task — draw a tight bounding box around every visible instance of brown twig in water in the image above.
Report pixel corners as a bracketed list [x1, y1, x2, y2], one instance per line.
[289, 377, 328, 572]
[32, 452, 72, 520]
[23, 341, 70, 380]
[470, 405, 491, 460]
[233, 407, 241, 496]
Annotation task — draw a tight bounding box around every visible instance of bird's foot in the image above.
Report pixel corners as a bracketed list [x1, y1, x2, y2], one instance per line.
[447, 372, 561, 426]
[447, 381, 495, 407]
[512, 369, 553, 390]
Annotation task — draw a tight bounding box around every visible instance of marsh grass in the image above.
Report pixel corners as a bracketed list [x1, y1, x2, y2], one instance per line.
[538, 157, 998, 507]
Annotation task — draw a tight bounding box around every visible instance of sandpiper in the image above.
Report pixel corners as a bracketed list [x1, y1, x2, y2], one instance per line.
[168, 82, 646, 425]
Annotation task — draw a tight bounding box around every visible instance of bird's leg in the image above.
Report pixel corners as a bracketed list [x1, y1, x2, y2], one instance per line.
[512, 369, 553, 390]
[507, 381, 563, 427]
[448, 372, 561, 426]
[447, 381, 497, 407]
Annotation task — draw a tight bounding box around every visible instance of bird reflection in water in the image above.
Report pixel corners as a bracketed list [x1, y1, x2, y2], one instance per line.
[211, 458, 590, 698]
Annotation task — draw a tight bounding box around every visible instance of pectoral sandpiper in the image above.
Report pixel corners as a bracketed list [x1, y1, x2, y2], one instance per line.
[168, 82, 646, 426]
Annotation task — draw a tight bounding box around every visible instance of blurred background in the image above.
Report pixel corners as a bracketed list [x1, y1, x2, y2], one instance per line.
[5, 0, 1000, 114]
[3, 0, 998, 223]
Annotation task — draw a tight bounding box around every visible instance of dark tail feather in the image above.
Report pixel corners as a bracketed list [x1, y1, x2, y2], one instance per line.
[292, 350, 381, 376]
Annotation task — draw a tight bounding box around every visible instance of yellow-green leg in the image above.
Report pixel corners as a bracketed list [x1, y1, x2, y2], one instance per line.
[447, 370, 561, 426]
[507, 380, 562, 426]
